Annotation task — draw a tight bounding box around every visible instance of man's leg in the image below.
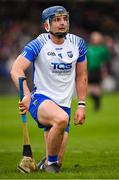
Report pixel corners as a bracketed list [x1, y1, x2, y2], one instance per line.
[37, 100, 68, 172]
[58, 131, 68, 166]
[44, 130, 68, 166]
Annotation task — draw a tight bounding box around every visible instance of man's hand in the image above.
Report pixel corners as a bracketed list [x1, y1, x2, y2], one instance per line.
[74, 107, 86, 125]
[19, 95, 31, 114]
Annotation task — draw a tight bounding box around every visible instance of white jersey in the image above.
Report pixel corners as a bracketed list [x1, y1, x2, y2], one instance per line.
[21, 33, 87, 107]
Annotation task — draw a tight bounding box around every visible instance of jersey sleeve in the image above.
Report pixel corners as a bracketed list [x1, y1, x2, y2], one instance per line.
[77, 38, 87, 63]
[21, 39, 42, 62]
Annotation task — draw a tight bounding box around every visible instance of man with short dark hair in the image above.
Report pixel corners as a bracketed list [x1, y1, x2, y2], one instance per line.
[11, 6, 88, 173]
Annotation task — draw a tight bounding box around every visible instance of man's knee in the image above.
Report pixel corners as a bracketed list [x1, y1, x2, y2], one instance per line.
[56, 113, 69, 129]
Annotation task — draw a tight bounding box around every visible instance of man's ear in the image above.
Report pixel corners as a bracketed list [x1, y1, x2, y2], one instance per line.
[44, 22, 50, 32]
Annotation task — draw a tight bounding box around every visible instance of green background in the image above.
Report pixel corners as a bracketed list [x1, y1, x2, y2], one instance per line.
[0, 93, 119, 179]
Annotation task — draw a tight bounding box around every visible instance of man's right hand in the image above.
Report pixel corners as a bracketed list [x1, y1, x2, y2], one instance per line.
[19, 95, 31, 114]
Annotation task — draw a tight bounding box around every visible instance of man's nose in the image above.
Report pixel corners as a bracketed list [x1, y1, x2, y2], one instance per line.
[60, 18, 65, 24]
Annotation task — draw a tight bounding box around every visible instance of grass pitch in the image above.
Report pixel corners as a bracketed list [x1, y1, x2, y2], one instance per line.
[0, 93, 119, 179]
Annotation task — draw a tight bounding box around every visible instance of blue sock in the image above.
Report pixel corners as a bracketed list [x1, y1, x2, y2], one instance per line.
[48, 155, 58, 165]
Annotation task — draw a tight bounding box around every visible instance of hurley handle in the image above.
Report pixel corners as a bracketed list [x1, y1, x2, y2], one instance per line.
[19, 77, 27, 123]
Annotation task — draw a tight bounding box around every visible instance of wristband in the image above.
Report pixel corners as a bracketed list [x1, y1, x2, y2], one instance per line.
[78, 101, 86, 108]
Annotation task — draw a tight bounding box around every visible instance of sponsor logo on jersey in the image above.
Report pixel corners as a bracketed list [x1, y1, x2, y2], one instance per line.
[47, 52, 56, 56]
[50, 62, 72, 75]
[67, 51, 73, 58]
[51, 62, 72, 70]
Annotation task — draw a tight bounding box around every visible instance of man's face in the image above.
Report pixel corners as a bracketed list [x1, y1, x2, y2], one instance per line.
[48, 14, 69, 34]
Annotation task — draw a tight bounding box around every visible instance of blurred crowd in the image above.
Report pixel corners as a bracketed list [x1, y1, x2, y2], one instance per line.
[0, 0, 119, 93]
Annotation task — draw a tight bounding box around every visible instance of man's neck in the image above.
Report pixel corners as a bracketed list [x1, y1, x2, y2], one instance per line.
[50, 34, 65, 45]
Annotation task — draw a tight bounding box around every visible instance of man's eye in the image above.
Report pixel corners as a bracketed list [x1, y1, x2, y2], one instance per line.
[55, 17, 60, 21]
[52, 17, 59, 22]
[52, 16, 68, 22]
[64, 17, 68, 21]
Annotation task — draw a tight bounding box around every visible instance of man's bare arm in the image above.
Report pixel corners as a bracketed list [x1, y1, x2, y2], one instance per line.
[75, 60, 88, 102]
[10, 55, 31, 96]
[74, 60, 88, 125]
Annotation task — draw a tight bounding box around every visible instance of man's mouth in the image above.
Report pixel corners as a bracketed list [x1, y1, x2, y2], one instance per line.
[59, 27, 65, 31]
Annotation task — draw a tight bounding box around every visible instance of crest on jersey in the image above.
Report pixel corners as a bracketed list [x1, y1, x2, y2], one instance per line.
[67, 51, 73, 58]
[58, 53, 63, 59]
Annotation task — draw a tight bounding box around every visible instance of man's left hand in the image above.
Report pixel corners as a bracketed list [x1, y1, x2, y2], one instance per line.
[74, 107, 86, 125]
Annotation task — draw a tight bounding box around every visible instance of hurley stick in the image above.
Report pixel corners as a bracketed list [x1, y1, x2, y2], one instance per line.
[17, 77, 37, 173]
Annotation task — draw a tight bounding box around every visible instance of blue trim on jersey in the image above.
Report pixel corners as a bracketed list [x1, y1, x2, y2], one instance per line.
[67, 34, 87, 62]
[21, 39, 43, 62]
[21, 34, 49, 82]
[21, 48, 35, 62]
[77, 55, 86, 62]
[28, 93, 71, 133]
[78, 38, 87, 61]
[21, 34, 50, 62]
